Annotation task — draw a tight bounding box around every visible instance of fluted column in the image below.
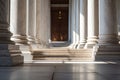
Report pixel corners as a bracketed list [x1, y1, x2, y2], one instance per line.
[70, 0, 76, 48]
[10, 0, 28, 45]
[26, 0, 36, 44]
[77, 0, 87, 48]
[21, 0, 37, 63]
[75, 0, 80, 48]
[36, 0, 50, 48]
[0, 0, 23, 66]
[95, 0, 120, 61]
[85, 0, 98, 48]
[70, 0, 79, 48]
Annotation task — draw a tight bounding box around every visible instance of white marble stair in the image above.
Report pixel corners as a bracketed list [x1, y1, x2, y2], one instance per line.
[32, 48, 93, 62]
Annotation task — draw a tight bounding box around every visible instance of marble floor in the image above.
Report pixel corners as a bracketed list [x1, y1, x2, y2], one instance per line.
[0, 62, 120, 80]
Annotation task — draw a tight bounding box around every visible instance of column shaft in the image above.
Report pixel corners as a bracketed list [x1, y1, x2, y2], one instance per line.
[36, 0, 50, 48]
[27, 0, 36, 44]
[85, 0, 98, 48]
[70, 0, 76, 48]
[75, 0, 80, 48]
[10, 0, 28, 45]
[70, 0, 79, 48]
[77, 0, 87, 48]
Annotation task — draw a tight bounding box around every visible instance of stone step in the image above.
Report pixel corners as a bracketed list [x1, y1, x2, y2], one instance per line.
[32, 49, 92, 56]
[33, 54, 91, 57]
[95, 50, 120, 61]
[95, 54, 120, 61]
[95, 45, 120, 61]
[33, 57, 93, 60]
[97, 52, 120, 55]
[33, 48, 92, 53]
[33, 57, 93, 62]
[32, 48, 93, 61]
[33, 56, 93, 61]
[33, 52, 92, 56]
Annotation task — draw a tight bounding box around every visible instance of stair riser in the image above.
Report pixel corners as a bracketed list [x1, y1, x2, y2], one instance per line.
[33, 51, 92, 53]
[33, 57, 93, 61]
[32, 49, 93, 61]
[33, 55, 92, 57]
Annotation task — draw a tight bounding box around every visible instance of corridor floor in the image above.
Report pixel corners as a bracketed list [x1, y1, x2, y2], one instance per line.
[0, 62, 120, 80]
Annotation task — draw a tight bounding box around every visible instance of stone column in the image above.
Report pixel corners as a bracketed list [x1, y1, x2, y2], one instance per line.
[22, 0, 37, 63]
[85, 0, 98, 48]
[75, 0, 80, 48]
[10, 0, 28, 45]
[10, 0, 32, 63]
[77, 0, 87, 48]
[70, 0, 79, 48]
[70, 0, 76, 48]
[0, 0, 23, 66]
[36, 0, 50, 48]
[27, 0, 36, 44]
[95, 0, 120, 61]
[98, 0, 118, 45]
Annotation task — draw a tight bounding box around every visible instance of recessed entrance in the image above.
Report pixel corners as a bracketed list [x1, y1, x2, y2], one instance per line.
[51, 0, 69, 41]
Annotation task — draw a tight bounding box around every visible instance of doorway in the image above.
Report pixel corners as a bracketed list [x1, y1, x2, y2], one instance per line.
[51, 0, 69, 41]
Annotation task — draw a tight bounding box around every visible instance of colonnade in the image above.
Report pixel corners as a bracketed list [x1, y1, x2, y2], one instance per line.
[9, 0, 120, 49]
[0, 0, 120, 65]
[70, 0, 98, 48]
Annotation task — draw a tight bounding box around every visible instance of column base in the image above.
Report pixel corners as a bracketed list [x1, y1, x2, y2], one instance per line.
[27, 36, 35, 44]
[0, 44, 23, 66]
[35, 39, 50, 48]
[68, 43, 78, 49]
[77, 43, 85, 49]
[84, 43, 96, 49]
[84, 36, 98, 49]
[20, 45, 33, 63]
[94, 45, 120, 61]
[11, 35, 28, 45]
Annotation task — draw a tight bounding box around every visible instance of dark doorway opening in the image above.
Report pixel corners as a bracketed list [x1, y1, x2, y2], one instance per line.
[51, 0, 69, 41]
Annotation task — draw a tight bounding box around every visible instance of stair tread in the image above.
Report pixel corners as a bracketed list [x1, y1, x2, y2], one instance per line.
[33, 49, 92, 51]
[32, 48, 93, 61]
